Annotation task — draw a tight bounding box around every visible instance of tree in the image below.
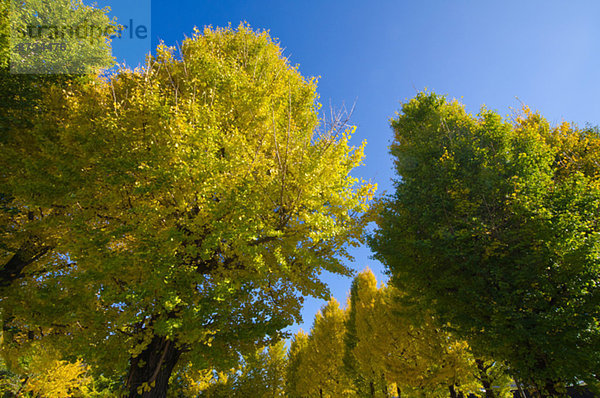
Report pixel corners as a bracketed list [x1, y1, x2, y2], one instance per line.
[286, 330, 309, 398]
[345, 269, 490, 398]
[369, 92, 600, 396]
[379, 289, 484, 398]
[168, 366, 233, 398]
[233, 340, 287, 398]
[168, 340, 287, 398]
[0, 336, 121, 397]
[0, 0, 116, 287]
[343, 269, 389, 397]
[296, 298, 353, 397]
[1, 24, 374, 397]
[287, 268, 508, 398]
[262, 341, 288, 398]
[4, 0, 115, 74]
[0, 1, 116, 395]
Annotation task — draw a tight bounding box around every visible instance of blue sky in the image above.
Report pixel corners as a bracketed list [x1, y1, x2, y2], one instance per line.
[99, 0, 600, 334]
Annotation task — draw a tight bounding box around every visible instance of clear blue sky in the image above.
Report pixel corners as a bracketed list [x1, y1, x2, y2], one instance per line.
[100, 0, 600, 334]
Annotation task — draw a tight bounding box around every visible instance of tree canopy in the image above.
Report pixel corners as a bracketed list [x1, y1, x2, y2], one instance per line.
[4, 2, 599, 396]
[0, 23, 374, 397]
[369, 91, 600, 395]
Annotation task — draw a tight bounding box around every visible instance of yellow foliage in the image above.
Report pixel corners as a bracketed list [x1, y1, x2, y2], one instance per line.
[296, 298, 353, 397]
[345, 269, 483, 397]
[23, 357, 91, 398]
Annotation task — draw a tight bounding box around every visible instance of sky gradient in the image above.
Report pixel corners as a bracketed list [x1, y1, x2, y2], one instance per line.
[99, 0, 600, 334]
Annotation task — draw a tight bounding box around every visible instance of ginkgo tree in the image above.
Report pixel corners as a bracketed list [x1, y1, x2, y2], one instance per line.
[343, 269, 389, 397]
[1, 1, 117, 395]
[292, 298, 353, 398]
[1, 24, 374, 397]
[167, 340, 287, 398]
[0, 0, 116, 288]
[286, 269, 509, 398]
[343, 269, 501, 398]
[286, 329, 309, 398]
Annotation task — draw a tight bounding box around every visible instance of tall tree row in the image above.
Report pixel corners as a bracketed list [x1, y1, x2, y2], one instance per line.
[166, 341, 288, 397]
[287, 269, 513, 398]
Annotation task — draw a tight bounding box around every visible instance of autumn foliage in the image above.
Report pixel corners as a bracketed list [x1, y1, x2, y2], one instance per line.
[2, 2, 600, 397]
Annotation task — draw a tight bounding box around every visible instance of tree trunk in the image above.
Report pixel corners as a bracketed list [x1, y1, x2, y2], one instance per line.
[396, 385, 401, 398]
[448, 384, 465, 398]
[319, 387, 323, 398]
[449, 384, 458, 398]
[475, 359, 497, 398]
[126, 334, 181, 398]
[370, 380, 376, 397]
[0, 236, 51, 286]
[512, 376, 533, 398]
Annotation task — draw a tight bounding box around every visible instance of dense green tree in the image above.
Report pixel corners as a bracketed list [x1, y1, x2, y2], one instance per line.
[1, 24, 374, 397]
[369, 92, 600, 396]
[4, 0, 115, 74]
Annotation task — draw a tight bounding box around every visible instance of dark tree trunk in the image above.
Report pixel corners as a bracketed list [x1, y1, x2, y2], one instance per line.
[396, 385, 401, 398]
[449, 384, 465, 398]
[449, 384, 458, 398]
[126, 334, 181, 398]
[0, 236, 51, 286]
[370, 380, 375, 397]
[475, 359, 497, 398]
[319, 387, 323, 398]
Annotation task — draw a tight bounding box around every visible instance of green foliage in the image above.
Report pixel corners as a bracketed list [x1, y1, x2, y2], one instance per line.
[168, 366, 233, 398]
[5, 0, 116, 74]
[370, 91, 600, 391]
[0, 2, 117, 395]
[0, 0, 115, 139]
[234, 340, 287, 397]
